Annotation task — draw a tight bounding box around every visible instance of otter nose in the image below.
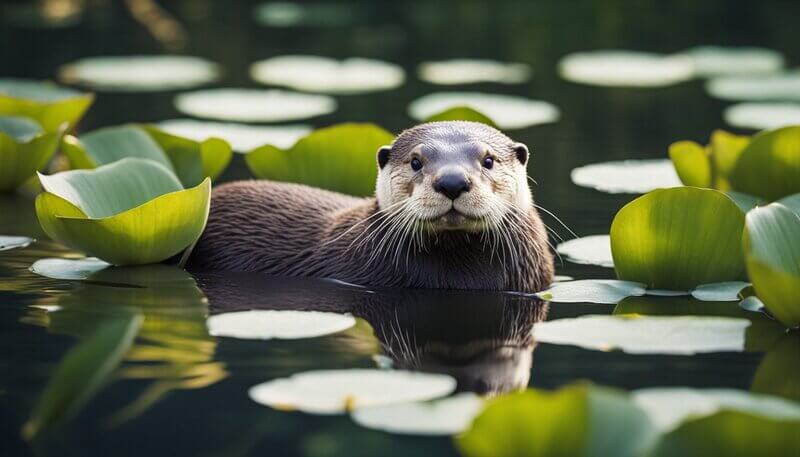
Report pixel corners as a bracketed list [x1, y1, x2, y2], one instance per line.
[433, 173, 470, 200]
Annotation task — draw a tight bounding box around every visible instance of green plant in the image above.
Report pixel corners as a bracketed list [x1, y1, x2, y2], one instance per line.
[0, 116, 63, 192]
[0, 78, 93, 132]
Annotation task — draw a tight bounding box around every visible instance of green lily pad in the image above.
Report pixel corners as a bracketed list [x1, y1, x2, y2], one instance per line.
[536, 279, 646, 304]
[245, 123, 393, 196]
[0, 78, 93, 132]
[743, 203, 800, 327]
[0, 116, 63, 192]
[457, 384, 658, 457]
[610, 187, 746, 290]
[669, 130, 751, 192]
[22, 313, 141, 439]
[61, 125, 232, 188]
[418, 59, 531, 85]
[207, 310, 356, 340]
[250, 56, 405, 94]
[424, 106, 498, 127]
[35, 158, 211, 265]
[0, 234, 34, 251]
[724, 102, 800, 130]
[669, 141, 711, 188]
[408, 92, 559, 130]
[729, 126, 800, 201]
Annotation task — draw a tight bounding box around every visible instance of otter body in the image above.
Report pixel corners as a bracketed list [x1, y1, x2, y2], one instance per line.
[188, 122, 554, 292]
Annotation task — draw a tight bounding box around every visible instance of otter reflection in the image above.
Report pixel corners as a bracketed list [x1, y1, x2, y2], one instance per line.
[199, 272, 547, 396]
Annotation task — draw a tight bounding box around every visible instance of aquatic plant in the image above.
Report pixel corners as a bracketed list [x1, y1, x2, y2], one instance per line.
[0, 78, 93, 132]
[0, 116, 64, 192]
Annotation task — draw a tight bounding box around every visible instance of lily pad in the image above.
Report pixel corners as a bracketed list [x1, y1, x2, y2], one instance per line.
[29, 257, 110, 280]
[724, 103, 800, 130]
[248, 369, 456, 414]
[728, 126, 800, 201]
[0, 235, 34, 251]
[253, 2, 360, 27]
[743, 203, 800, 327]
[571, 159, 681, 194]
[632, 387, 800, 433]
[610, 187, 746, 290]
[532, 315, 749, 354]
[417, 59, 531, 85]
[0, 78, 93, 132]
[36, 158, 211, 265]
[0, 116, 64, 191]
[58, 55, 220, 91]
[706, 70, 800, 101]
[351, 393, 484, 436]
[174, 88, 337, 123]
[556, 235, 614, 268]
[424, 106, 498, 127]
[250, 56, 405, 94]
[207, 310, 356, 340]
[679, 46, 785, 77]
[457, 384, 658, 457]
[558, 51, 694, 87]
[157, 119, 312, 152]
[669, 130, 750, 192]
[691, 282, 750, 302]
[245, 123, 393, 196]
[536, 279, 646, 304]
[408, 92, 559, 130]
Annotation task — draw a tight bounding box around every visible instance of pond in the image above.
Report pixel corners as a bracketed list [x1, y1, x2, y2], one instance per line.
[1, 1, 799, 456]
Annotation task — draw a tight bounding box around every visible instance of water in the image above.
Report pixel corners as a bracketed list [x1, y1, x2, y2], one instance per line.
[1, 0, 798, 455]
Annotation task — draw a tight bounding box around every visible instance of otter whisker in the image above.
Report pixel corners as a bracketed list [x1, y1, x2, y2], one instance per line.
[532, 203, 577, 240]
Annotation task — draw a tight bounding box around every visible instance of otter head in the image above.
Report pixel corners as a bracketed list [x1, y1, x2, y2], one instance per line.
[376, 121, 532, 231]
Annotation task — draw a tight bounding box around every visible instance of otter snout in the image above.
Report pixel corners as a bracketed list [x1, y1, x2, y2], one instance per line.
[433, 171, 471, 200]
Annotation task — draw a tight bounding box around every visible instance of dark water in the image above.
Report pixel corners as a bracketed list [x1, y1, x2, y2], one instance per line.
[1, 0, 799, 456]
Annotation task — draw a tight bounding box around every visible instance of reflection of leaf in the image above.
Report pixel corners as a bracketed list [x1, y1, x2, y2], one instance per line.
[22, 313, 141, 439]
[457, 384, 658, 457]
[752, 334, 800, 402]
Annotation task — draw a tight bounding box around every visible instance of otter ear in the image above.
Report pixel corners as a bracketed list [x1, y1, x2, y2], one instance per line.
[513, 143, 529, 165]
[377, 145, 392, 169]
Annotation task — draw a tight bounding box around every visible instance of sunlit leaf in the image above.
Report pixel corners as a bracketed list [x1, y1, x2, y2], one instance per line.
[558, 51, 694, 87]
[36, 158, 211, 265]
[245, 123, 393, 196]
[610, 187, 746, 290]
[536, 279, 645, 304]
[351, 393, 484, 436]
[571, 159, 681, 194]
[668, 141, 710, 188]
[0, 116, 63, 192]
[143, 126, 232, 186]
[729, 126, 800, 201]
[250, 56, 405, 94]
[0, 78, 93, 132]
[424, 106, 498, 128]
[556, 235, 614, 268]
[207, 310, 356, 340]
[668, 130, 750, 191]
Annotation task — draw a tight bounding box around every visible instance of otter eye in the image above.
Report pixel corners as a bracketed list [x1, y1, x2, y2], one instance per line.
[410, 158, 422, 171]
[482, 156, 494, 169]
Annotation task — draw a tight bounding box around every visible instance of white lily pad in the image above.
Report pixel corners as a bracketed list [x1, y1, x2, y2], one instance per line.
[533, 315, 749, 354]
[691, 282, 750, 302]
[739, 296, 766, 313]
[206, 310, 356, 340]
[0, 235, 34, 251]
[706, 70, 800, 101]
[351, 393, 484, 436]
[558, 51, 694, 87]
[417, 59, 532, 85]
[554, 275, 574, 282]
[632, 388, 800, 433]
[571, 159, 682, 194]
[248, 369, 457, 415]
[536, 279, 647, 304]
[174, 89, 337, 123]
[58, 55, 220, 91]
[557, 235, 614, 268]
[250, 56, 404, 94]
[408, 92, 559, 130]
[724, 103, 800, 130]
[680, 46, 785, 77]
[157, 119, 311, 152]
[29, 257, 110, 280]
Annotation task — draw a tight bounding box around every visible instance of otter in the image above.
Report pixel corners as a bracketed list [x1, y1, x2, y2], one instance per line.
[188, 121, 554, 293]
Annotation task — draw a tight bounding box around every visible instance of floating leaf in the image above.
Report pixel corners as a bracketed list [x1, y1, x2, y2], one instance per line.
[706, 70, 800, 101]
[174, 88, 336, 123]
[679, 46, 784, 77]
[0, 234, 34, 251]
[571, 159, 681, 194]
[669, 141, 711, 188]
[537, 279, 645, 304]
[424, 106, 498, 127]
[556, 235, 614, 268]
[29, 257, 110, 280]
[728, 126, 800, 201]
[743, 203, 800, 327]
[0, 116, 63, 192]
[351, 393, 484, 436]
[610, 187, 746, 290]
[668, 130, 750, 192]
[691, 282, 750, 301]
[250, 56, 404, 94]
[58, 55, 220, 91]
[724, 103, 800, 130]
[457, 384, 658, 457]
[36, 158, 211, 265]
[418, 59, 531, 85]
[245, 123, 393, 196]
[408, 92, 559, 130]
[248, 369, 456, 414]
[143, 126, 232, 186]
[157, 119, 311, 152]
[532, 315, 749, 355]
[739, 295, 766, 313]
[0, 78, 93, 131]
[558, 51, 694, 87]
[207, 310, 356, 340]
[22, 313, 141, 439]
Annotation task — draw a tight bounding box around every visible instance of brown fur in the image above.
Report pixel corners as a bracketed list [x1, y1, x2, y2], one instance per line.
[188, 122, 554, 293]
